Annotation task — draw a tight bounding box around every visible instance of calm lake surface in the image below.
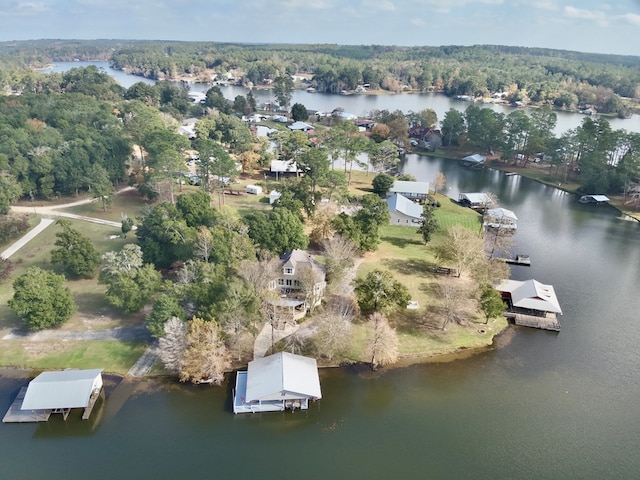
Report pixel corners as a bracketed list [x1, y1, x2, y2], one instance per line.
[3, 62, 639, 480]
[42, 61, 640, 136]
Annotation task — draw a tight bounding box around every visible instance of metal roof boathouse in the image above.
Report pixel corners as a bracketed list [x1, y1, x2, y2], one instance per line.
[233, 352, 322, 414]
[3, 369, 104, 423]
[497, 279, 562, 331]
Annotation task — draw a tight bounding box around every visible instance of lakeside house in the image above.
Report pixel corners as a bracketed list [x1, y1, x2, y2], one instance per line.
[389, 180, 431, 200]
[233, 352, 322, 414]
[3, 369, 103, 423]
[288, 121, 314, 132]
[387, 193, 423, 226]
[267, 250, 327, 327]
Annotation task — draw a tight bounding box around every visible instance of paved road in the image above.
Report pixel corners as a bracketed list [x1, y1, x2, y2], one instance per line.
[127, 345, 158, 377]
[0, 218, 55, 259]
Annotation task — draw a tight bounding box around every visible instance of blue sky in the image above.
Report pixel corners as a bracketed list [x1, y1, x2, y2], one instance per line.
[1, 0, 639, 56]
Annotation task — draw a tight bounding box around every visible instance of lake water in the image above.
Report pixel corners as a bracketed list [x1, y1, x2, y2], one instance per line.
[41, 61, 640, 136]
[3, 62, 639, 479]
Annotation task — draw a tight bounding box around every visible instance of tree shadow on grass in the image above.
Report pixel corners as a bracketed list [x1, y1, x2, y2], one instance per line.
[380, 235, 423, 249]
[381, 258, 438, 278]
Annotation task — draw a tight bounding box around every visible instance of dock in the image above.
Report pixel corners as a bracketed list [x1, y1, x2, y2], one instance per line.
[82, 387, 103, 420]
[505, 312, 560, 331]
[497, 254, 531, 266]
[2, 387, 51, 423]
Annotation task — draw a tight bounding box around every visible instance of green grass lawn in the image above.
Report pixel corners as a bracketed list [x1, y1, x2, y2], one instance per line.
[354, 193, 505, 360]
[0, 341, 146, 375]
[0, 218, 140, 358]
[61, 188, 151, 222]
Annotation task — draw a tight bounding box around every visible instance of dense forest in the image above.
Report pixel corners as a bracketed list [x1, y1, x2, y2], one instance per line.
[1, 40, 639, 117]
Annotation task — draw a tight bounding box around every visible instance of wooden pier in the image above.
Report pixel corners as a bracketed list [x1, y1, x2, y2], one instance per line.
[497, 254, 531, 266]
[2, 387, 51, 423]
[505, 312, 560, 331]
[82, 387, 103, 420]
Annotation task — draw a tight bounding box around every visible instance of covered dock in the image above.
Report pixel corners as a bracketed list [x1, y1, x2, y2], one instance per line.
[496, 279, 562, 331]
[3, 369, 103, 423]
[579, 194, 610, 204]
[233, 352, 322, 414]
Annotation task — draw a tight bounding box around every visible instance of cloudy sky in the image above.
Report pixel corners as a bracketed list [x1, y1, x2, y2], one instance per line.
[1, 0, 639, 56]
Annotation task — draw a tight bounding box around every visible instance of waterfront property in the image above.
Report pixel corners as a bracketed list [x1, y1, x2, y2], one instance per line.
[233, 352, 322, 414]
[3, 369, 103, 423]
[267, 250, 327, 327]
[497, 279, 562, 331]
[386, 193, 423, 226]
[389, 180, 431, 200]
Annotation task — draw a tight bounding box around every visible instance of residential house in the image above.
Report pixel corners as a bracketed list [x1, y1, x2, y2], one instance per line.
[387, 193, 423, 226]
[233, 352, 322, 414]
[268, 250, 326, 326]
[288, 121, 314, 132]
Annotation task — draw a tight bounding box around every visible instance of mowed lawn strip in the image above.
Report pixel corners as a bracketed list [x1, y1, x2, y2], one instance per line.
[0, 341, 146, 375]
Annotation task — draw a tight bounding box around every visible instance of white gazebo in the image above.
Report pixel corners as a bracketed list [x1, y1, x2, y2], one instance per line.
[233, 352, 322, 414]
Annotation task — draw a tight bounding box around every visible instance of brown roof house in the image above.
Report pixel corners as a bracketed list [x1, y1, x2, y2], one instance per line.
[268, 250, 326, 328]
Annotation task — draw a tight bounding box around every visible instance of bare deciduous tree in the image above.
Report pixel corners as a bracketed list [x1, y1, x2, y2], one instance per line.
[312, 298, 355, 361]
[180, 317, 231, 385]
[366, 312, 399, 370]
[322, 234, 359, 288]
[193, 226, 214, 262]
[157, 317, 187, 374]
[434, 225, 485, 278]
[433, 172, 446, 194]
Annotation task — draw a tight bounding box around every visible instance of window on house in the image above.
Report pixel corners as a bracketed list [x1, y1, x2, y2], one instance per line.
[284, 267, 294, 275]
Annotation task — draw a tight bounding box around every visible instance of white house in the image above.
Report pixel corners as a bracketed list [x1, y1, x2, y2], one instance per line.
[387, 193, 423, 226]
[233, 352, 322, 414]
[288, 121, 313, 132]
[389, 181, 431, 200]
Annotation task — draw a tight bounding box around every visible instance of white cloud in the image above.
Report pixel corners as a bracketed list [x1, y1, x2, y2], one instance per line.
[361, 0, 396, 11]
[621, 12, 640, 26]
[564, 6, 609, 26]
